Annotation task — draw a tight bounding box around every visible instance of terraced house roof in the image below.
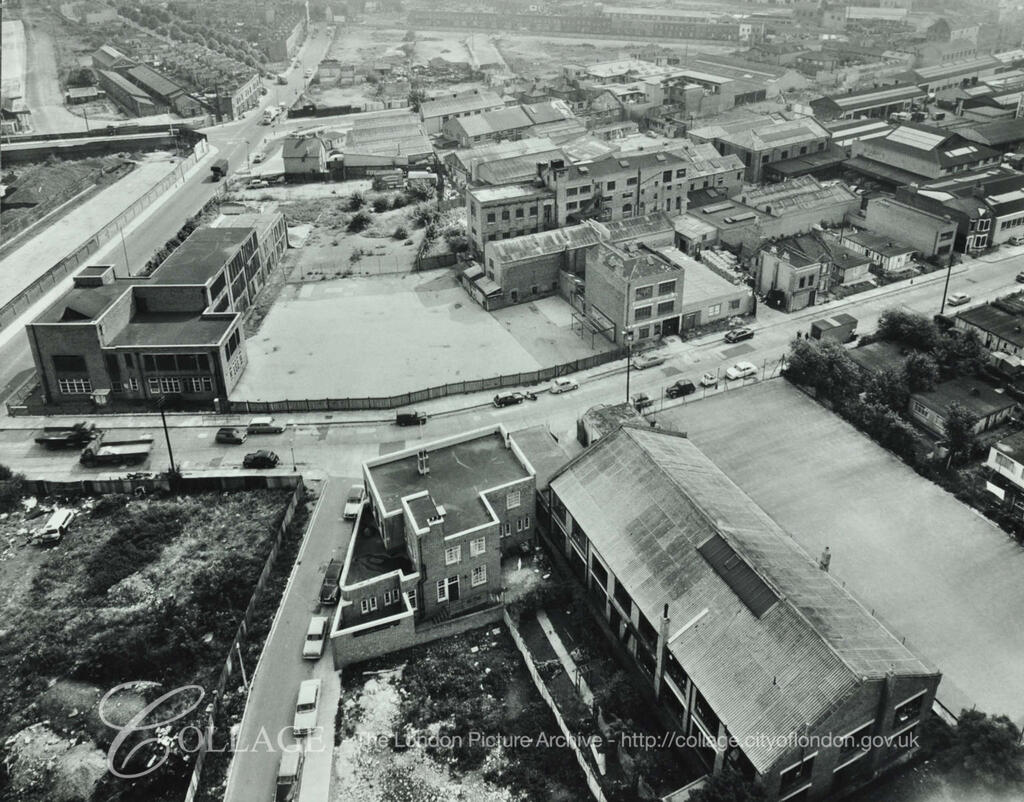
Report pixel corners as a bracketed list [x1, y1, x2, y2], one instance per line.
[550, 427, 936, 774]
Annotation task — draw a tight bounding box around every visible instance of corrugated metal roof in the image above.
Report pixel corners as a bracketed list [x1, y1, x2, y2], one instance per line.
[549, 427, 936, 774]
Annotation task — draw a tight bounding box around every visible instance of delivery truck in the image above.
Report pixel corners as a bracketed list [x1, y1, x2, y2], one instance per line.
[80, 433, 155, 467]
[810, 314, 857, 344]
[34, 422, 98, 449]
[211, 158, 230, 181]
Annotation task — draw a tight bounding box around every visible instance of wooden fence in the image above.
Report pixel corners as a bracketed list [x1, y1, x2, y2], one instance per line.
[182, 478, 306, 802]
[225, 349, 626, 414]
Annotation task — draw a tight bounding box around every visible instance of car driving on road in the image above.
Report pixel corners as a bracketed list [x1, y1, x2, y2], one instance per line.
[946, 292, 971, 307]
[247, 416, 285, 434]
[725, 361, 758, 380]
[549, 377, 579, 394]
[243, 450, 279, 469]
[215, 427, 247, 445]
[631, 352, 666, 370]
[724, 326, 755, 343]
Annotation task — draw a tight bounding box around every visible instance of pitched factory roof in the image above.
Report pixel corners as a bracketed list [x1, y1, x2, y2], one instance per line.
[451, 106, 534, 138]
[811, 83, 925, 113]
[419, 90, 503, 119]
[486, 223, 601, 262]
[549, 427, 936, 775]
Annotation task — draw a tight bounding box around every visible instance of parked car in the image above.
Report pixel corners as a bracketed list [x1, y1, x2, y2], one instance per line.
[550, 377, 579, 394]
[699, 372, 719, 388]
[631, 352, 666, 370]
[725, 361, 758, 381]
[302, 616, 329, 660]
[276, 750, 304, 802]
[395, 410, 426, 426]
[304, 68, 313, 78]
[666, 379, 696, 399]
[252, 152, 264, 164]
[243, 450, 279, 469]
[1010, 236, 1024, 246]
[343, 484, 365, 520]
[632, 393, 653, 412]
[493, 392, 524, 408]
[215, 427, 247, 445]
[1017, 271, 1024, 284]
[247, 416, 285, 434]
[292, 678, 321, 737]
[319, 559, 343, 604]
[247, 179, 270, 189]
[946, 292, 971, 307]
[724, 326, 755, 344]
[33, 509, 74, 547]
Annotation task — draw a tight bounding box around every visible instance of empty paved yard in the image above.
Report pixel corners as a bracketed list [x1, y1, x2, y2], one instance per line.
[656, 380, 1024, 726]
[234, 271, 606, 401]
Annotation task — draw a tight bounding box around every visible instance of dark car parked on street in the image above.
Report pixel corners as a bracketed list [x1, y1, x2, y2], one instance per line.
[319, 559, 343, 605]
[724, 327, 755, 344]
[216, 427, 247, 444]
[396, 411, 427, 426]
[243, 450, 279, 469]
[666, 379, 696, 399]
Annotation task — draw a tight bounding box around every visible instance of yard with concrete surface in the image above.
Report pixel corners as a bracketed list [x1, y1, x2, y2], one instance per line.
[232, 270, 610, 401]
[653, 379, 1024, 728]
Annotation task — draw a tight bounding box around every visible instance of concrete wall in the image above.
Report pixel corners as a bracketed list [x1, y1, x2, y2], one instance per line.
[863, 199, 957, 262]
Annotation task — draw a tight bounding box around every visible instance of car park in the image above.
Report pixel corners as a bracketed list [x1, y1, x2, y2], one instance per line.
[395, 410, 426, 426]
[319, 559, 343, 604]
[946, 292, 971, 307]
[699, 372, 719, 388]
[725, 361, 758, 380]
[215, 427, 247, 445]
[631, 352, 666, 370]
[549, 377, 579, 394]
[302, 616, 329, 660]
[247, 416, 285, 434]
[276, 750, 304, 801]
[343, 484, 365, 520]
[665, 379, 696, 399]
[724, 327, 754, 344]
[292, 678, 321, 736]
[243, 450, 279, 469]
[493, 392, 524, 407]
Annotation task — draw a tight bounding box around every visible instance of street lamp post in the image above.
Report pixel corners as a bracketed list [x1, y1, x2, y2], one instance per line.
[289, 426, 297, 473]
[156, 396, 177, 476]
[623, 329, 635, 405]
[939, 256, 955, 316]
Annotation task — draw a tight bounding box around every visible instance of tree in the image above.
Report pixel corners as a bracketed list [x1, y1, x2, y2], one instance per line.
[66, 67, 96, 87]
[935, 329, 986, 378]
[407, 88, 426, 112]
[944, 401, 979, 464]
[943, 709, 1024, 788]
[686, 768, 768, 802]
[347, 191, 365, 211]
[785, 339, 861, 405]
[347, 211, 371, 233]
[877, 308, 939, 352]
[903, 350, 939, 392]
[864, 366, 910, 413]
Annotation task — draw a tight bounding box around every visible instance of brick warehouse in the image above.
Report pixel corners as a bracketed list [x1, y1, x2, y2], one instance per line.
[543, 425, 941, 801]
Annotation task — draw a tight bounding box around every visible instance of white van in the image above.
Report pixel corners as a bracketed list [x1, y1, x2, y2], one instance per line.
[35, 509, 74, 546]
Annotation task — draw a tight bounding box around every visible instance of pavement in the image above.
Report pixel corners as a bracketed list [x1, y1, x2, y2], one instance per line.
[654, 380, 1024, 728]
[21, 17, 88, 133]
[0, 152, 187, 307]
[1, 19, 26, 99]
[223, 477, 354, 802]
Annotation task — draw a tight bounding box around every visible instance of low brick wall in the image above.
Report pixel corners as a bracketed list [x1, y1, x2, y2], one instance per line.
[332, 603, 504, 668]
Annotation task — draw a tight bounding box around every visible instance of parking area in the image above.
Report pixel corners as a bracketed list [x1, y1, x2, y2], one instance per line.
[232, 270, 610, 401]
[655, 379, 1024, 726]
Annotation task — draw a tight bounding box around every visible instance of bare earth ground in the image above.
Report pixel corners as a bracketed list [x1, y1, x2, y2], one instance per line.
[331, 669, 516, 802]
[232, 271, 608, 401]
[655, 380, 1024, 728]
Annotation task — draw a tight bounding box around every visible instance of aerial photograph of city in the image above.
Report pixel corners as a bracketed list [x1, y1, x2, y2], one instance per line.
[1, 0, 1024, 799]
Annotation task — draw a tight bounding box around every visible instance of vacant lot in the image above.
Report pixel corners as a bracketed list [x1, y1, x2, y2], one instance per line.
[0, 488, 295, 802]
[654, 379, 1024, 728]
[233, 271, 608, 400]
[332, 627, 589, 802]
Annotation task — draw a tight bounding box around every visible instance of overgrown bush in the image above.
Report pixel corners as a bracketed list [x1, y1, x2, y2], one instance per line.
[410, 204, 438, 229]
[347, 211, 371, 233]
[444, 231, 469, 253]
[90, 493, 129, 517]
[371, 197, 389, 213]
[347, 191, 365, 211]
[390, 193, 408, 209]
[507, 580, 574, 623]
[0, 463, 26, 513]
[392, 226, 408, 240]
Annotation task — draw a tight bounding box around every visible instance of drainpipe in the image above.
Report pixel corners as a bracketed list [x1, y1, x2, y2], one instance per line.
[654, 603, 669, 698]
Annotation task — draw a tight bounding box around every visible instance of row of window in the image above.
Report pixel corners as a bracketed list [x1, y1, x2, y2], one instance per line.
[634, 300, 676, 321]
[635, 280, 677, 301]
[359, 587, 416, 615]
[435, 565, 488, 602]
[444, 536, 488, 565]
[999, 215, 1024, 231]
